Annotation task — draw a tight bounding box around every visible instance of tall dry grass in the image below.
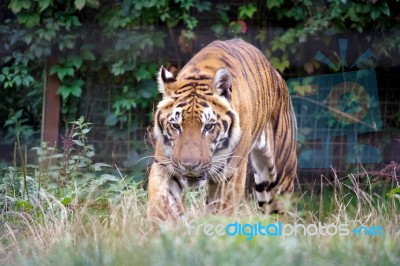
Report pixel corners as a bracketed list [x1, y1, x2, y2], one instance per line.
[1, 167, 399, 265]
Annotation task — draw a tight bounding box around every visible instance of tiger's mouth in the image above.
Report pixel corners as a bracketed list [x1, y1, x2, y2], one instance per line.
[181, 174, 207, 188]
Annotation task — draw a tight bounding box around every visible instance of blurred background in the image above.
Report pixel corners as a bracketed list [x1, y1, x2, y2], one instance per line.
[0, 0, 399, 182]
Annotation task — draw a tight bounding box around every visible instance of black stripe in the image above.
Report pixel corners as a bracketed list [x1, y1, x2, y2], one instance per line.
[184, 74, 212, 80]
[198, 101, 209, 107]
[231, 47, 257, 84]
[240, 45, 264, 84]
[282, 178, 294, 193]
[176, 87, 193, 95]
[178, 92, 207, 102]
[219, 56, 233, 69]
[163, 134, 169, 144]
[172, 176, 183, 191]
[177, 83, 196, 91]
[156, 112, 162, 127]
[168, 190, 178, 202]
[258, 199, 273, 208]
[176, 102, 187, 108]
[215, 138, 229, 152]
[222, 120, 228, 132]
[225, 111, 234, 134]
[196, 87, 212, 91]
[266, 176, 280, 192]
[195, 93, 206, 100]
[255, 181, 268, 192]
[209, 100, 226, 109]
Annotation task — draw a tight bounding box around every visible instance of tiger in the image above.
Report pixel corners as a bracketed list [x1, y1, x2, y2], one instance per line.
[147, 38, 297, 223]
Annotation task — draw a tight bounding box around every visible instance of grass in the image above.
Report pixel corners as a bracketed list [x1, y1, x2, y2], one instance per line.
[1, 170, 399, 266]
[1, 123, 399, 265]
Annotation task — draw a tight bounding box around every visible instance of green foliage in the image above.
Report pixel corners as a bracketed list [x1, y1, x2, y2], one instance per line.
[387, 187, 400, 201]
[1, 0, 399, 172]
[238, 4, 257, 20]
[0, 117, 144, 220]
[1, 161, 399, 265]
[260, 0, 397, 72]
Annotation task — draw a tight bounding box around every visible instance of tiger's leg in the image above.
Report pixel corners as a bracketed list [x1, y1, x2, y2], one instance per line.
[251, 128, 296, 214]
[269, 172, 295, 214]
[251, 149, 276, 214]
[147, 164, 185, 224]
[250, 127, 279, 214]
[205, 160, 247, 215]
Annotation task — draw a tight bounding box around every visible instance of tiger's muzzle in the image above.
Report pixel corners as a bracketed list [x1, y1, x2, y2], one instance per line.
[172, 124, 211, 188]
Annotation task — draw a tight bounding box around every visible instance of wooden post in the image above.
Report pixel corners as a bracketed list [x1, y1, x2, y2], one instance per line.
[41, 57, 60, 146]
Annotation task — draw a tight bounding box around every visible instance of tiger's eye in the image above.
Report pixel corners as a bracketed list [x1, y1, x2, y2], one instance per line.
[204, 124, 214, 131]
[171, 123, 180, 130]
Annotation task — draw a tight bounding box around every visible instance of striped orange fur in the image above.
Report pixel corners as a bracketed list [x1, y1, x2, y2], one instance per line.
[147, 39, 297, 222]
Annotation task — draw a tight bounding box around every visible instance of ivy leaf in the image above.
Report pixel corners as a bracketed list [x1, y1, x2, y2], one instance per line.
[58, 35, 76, 51]
[267, 0, 284, 9]
[371, 9, 380, 20]
[228, 21, 243, 35]
[238, 4, 257, 20]
[70, 79, 84, 97]
[22, 32, 33, 44]
[58, 79, 84, 100]
[50, 65, 74, 81]
[9, 0, 31, 13]
[13, 76, 22, 87]
[218, 10, 229, 24]
[80, 49, 95, 61]
[69, 55, 83, 69]
[74, 0, 86, 10]
[196, 1, 211, 12]
[86, 0, 100, 8]
[111, 60, 125, 76]
[211, 23, 225, 36]
[381, 3, 390, 16]
[270, 56, 289, 73]
[38, 0, 51, 13]
[17, 12, 40, 28]
[72, 79, 84, 96]
[64, 16, 82, 30]
[136, 65, 152, 81]
[182, 14, 198, 30]
[58, 85, 71, 100]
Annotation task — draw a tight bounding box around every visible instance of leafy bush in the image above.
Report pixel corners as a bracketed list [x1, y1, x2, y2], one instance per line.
[1, 0, 399, 169]
[0, 117, 145, 219]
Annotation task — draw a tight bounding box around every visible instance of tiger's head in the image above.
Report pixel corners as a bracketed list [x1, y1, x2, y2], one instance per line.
[154, 67, 241, 187]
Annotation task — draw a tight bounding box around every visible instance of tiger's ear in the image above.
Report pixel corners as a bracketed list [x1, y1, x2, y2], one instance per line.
[157, 66, 176, 97]
[212, 68, 232, 101]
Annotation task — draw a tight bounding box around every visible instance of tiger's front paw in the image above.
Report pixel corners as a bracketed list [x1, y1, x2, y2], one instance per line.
[147, 194, 185, 228]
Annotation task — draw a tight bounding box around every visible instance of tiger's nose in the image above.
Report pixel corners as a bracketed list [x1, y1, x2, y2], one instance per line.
[179, 159, 201, 170]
